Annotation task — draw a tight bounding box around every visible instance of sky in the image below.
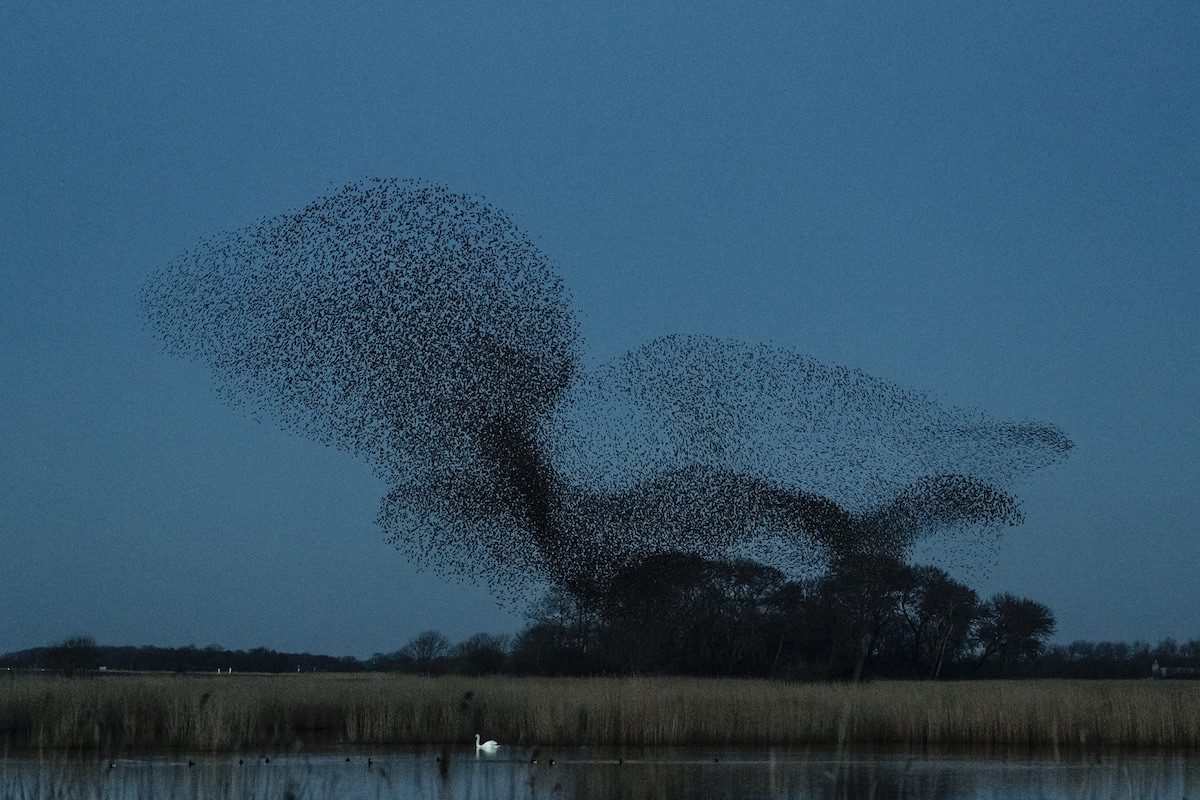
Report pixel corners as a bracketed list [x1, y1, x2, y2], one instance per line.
[2, 2, 1197, 659]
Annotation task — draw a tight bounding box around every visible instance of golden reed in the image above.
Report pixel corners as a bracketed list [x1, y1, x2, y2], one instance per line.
[2, 674, 1198, 751]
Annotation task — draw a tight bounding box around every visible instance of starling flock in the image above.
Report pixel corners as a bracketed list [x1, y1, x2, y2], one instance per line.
[143, 178, 1072, 601]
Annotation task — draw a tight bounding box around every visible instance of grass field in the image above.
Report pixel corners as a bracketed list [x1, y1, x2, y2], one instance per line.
[2, 673, 1198, 752]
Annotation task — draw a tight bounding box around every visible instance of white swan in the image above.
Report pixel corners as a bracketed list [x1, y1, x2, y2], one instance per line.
[475, 733, 499, 753]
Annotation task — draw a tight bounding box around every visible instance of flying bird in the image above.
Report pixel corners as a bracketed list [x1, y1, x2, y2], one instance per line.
[143, 178, 1072, 602]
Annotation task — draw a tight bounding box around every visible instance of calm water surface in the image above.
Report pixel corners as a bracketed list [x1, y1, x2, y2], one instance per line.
[2, 748, 1197, 799]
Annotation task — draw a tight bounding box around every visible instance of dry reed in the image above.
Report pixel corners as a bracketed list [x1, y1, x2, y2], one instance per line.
[2, 673, 1198, 752]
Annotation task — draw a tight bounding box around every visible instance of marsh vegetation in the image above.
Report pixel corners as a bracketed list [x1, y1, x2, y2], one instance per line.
[3, 673, 1199, 753]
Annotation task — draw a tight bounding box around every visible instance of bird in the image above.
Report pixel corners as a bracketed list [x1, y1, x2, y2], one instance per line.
[143, 178, 1072, 604]
[475, 733, 499, 753]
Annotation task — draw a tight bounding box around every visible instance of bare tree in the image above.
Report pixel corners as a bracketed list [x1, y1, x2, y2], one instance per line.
[402, 630, 450, 674]
[897, 566, 980, 678]
[974, 594, 1055, 676]
[453, 633, 510, 675]
[46, 635, 99, 677]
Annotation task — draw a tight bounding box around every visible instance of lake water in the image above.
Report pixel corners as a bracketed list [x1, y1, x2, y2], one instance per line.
[2, 748, 1197, 799]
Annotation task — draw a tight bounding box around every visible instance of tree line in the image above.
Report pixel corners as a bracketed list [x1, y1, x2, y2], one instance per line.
[4, 555, 1195, 680]
[507, 553, 1058, 680]
[0, 638, 361, 675]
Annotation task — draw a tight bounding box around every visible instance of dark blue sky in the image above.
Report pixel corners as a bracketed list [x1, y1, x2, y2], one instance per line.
[2, 2, 1197, 658]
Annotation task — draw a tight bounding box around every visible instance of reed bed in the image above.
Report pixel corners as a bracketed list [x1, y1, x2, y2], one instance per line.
[2, 673, 1198, 752]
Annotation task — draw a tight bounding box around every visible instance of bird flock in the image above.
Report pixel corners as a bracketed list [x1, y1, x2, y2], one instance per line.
[143, 178, 1071, 602]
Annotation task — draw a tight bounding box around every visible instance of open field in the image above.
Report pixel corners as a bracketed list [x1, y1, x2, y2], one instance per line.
[2, 673, 1198, 752]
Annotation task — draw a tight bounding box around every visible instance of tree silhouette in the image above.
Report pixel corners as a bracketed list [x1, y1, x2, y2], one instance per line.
[45, 635, 99, 677]
[402, 630, 450, 675]
[975, 593, 1056, 676]
[896, 565, 981, 678]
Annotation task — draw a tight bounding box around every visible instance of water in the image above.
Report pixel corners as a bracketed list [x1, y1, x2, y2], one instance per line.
[1, 748, 1197, 799]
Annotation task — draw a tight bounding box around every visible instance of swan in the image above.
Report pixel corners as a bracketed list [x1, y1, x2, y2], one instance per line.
[475, 733, 499, 753]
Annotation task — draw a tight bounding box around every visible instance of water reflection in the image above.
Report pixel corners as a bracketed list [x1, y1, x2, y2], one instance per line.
[1, 748, 1197, 800]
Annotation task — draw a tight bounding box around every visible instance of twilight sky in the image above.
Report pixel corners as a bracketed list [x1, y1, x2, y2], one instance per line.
[2, 2, 1197, 658]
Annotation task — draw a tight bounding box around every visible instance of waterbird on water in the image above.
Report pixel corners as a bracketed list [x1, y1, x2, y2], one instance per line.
[475, 734, 499, 753]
